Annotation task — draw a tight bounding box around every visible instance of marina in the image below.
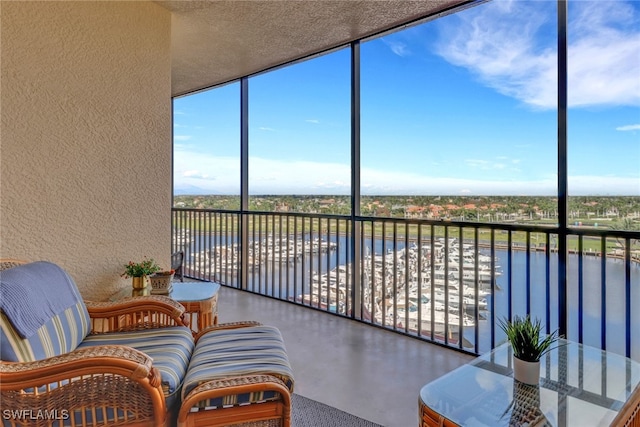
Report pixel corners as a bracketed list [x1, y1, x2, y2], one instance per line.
[178, 230, 499, 348]
[175, 226, 639, 355]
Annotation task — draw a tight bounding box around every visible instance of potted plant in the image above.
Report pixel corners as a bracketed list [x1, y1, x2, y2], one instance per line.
[149, 269, 176, 295]
[499, 315, 560, 385]
[121, 257, 161, 289]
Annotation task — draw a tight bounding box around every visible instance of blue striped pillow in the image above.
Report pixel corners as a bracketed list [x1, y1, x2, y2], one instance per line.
[0, 301, 90, 362]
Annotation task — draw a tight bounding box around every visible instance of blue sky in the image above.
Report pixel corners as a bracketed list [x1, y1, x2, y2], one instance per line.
[174, 0, 639, 196]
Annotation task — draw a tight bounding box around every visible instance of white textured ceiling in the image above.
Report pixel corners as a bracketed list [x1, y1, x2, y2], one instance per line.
[155, 1, 472, 97]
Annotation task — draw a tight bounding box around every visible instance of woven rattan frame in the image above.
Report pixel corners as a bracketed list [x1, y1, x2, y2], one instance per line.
[419, 400, 460, 427]
[1, 293, 189, 427]
[194, 321, 263, 342]
[177, 375, 291, 427]
[171, 322, 293, 427]
[85, 295, 189, 333]
[1, 282, 293, 427]
[611, 382, 640, 427]
[1, 345, 166, 427]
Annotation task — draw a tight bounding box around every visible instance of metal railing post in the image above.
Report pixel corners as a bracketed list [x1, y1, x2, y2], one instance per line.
[557, 0, 568, 339]
[240, 77, 249, 291]
[351, 41, 362, 319]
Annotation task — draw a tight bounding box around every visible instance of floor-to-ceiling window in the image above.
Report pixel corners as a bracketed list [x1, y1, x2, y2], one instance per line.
[360, 2, 558, 221]
[172, 1, 639, 224]
[171, 0, 640, 358]
[360, 0, 560, 351]
[173, 82, 241, 209]
[566, 0, 640, 357]
[247, 49, 351, 214]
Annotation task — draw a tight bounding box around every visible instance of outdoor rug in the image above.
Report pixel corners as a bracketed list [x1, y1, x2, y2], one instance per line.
[292, 394, 384, 427]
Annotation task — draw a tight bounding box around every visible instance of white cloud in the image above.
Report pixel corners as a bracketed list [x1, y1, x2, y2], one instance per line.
[316, 180, 348, 190]
[183, 170, 212, 180]
[569, 175, 640, 196]
[382, 38, 411, 57]
[174, 148, 638, 196]
[305, 119, 320, 124]
[465, 159, 489, 168]
[464, 158, 516, 171]
[259, 127, 276, 131]
[435, 0, 640, 109]
[174, 149, 240, 194]
[248, 157, 351, 194]
[174, 135, 192, 141]
[174, 149, 351, 195]
[359, 168, 638, 196]
[616, 124, 640, 131]
[359, 166, 556, 195]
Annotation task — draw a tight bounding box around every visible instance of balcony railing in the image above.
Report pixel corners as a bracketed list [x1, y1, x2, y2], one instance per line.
[172, 208, 640, 361]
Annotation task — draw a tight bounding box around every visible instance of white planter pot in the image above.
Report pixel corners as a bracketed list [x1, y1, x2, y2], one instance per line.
[149, 273, 174, 295]
[513, 357, 540, 385]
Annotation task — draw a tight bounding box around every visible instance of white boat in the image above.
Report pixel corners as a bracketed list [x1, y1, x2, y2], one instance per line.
[383, 303, 474, 348]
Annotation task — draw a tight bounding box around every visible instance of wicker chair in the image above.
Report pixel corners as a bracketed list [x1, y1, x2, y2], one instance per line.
[1, 261, 191, 427]
[0, 261, 294, 427]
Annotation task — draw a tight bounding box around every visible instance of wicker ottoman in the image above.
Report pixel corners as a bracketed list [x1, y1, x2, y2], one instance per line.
[177, 322, 295, 427]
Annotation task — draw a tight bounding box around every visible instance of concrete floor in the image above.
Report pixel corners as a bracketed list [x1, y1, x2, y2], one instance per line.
[216, 286, 474, 427]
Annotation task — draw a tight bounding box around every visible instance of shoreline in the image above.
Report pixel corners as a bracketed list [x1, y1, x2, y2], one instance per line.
[178, 230, 640, 266]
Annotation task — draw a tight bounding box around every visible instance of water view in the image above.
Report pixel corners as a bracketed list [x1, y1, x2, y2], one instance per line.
[176, 229, 640, 358]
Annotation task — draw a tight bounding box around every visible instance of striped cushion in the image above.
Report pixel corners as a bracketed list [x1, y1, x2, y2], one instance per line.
[78, 326, 194, 404]
[181, 325, 294, 408]
[0, 301, 91, 362]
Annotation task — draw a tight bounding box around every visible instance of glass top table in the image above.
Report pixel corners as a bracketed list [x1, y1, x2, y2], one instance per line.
[419, 339, 640, 427]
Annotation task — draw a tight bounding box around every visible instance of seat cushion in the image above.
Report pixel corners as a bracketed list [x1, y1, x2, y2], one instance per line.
[78, 326, 194, 405]
[181, 325, 294, 408]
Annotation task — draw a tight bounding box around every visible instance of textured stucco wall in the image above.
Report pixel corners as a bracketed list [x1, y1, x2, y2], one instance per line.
[1, 1, 172, 300]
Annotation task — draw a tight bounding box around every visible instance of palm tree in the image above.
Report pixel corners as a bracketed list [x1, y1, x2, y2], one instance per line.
[611, 217, 640, 254]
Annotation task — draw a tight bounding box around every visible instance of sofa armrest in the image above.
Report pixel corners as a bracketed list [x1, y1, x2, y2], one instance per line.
[86, 296, 189, 333]
[1, 345, 167, 427]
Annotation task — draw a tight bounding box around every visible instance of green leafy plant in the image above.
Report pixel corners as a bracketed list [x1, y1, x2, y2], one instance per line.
[499, 315, 560, 362]
[121, 257, 161, 278]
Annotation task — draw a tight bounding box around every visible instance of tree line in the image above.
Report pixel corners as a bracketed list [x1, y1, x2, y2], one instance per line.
[173, 195, 640, 230]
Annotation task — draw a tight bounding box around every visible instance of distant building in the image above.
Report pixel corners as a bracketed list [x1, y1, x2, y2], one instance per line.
[405, 205, 425, 218]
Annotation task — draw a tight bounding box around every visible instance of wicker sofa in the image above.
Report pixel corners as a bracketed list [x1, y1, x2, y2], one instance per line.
[0, 261, 294, 427]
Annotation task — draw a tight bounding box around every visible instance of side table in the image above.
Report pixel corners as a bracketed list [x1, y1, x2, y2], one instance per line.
[110, 281, 221, 334]
[419, 339, 640, 427]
